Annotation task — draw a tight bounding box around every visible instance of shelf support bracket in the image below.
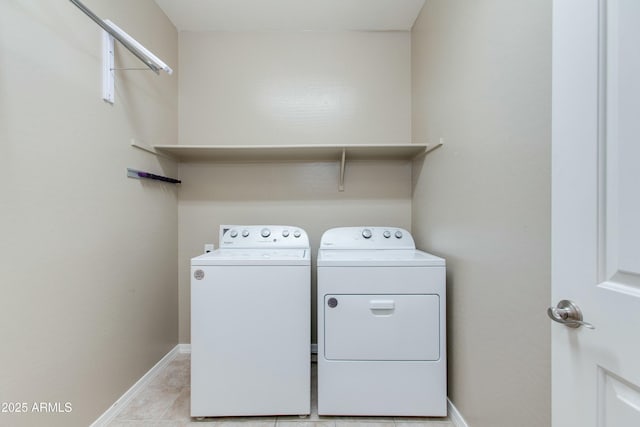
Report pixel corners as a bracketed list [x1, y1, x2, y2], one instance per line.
[413, 140, 444, 160]
[424, 141, 444, 155]
[103, 31, 115, 104]
[69, 0, 172, 104]
[131, 139, 177, 161]
[339, 148, 346, 192]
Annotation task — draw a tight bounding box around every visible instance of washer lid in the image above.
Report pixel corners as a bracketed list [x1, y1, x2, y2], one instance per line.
[192, 248, 310, 266]
[317, 249, 445, 267]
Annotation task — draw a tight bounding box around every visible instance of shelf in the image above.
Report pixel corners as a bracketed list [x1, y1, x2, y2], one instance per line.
[152, 143, 442, 192]
[152, 144, 432, 163]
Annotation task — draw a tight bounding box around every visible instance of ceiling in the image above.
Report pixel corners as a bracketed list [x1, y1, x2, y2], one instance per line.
[154, 0, 426, 32]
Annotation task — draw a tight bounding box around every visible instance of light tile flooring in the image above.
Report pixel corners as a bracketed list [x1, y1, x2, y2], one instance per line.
[107, 353, 452, 427]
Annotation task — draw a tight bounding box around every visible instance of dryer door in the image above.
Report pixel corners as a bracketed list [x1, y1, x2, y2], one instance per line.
[323, 294, 440, 361]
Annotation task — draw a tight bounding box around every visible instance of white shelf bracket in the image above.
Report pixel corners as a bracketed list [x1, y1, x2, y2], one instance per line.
[70, 0, 172, 105]
[131, 139, 177, 161]
[424, 138, 445, 155]
[414, 140, 444, 159]
[424, 142, 443, 155]
[103, 31, 115, 104]
[339, 148, 346, 192]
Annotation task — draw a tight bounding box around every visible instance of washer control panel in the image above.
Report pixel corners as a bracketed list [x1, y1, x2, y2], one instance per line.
[220, 225, 309, 248]
[320, 227, 415, 250]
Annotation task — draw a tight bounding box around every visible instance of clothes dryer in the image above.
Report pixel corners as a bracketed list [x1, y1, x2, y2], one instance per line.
[191, 225, 310, 417]
[317, 227, 446, 416]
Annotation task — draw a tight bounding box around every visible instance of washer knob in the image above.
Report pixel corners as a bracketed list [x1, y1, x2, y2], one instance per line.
[362, 229, 372, 239]
[242, 229, 249, 237]
[293, 230, 301, 238]
[383, 230, 391, 238]
[395, 230, 403, 239]
[261, 228, 271, 238]
[229, 230, 238, 238]
[282, 230, 290, 237]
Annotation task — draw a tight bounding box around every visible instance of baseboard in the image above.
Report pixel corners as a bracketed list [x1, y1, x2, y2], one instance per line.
[447, 398, 469, 427]
[90, 344, 181, 427]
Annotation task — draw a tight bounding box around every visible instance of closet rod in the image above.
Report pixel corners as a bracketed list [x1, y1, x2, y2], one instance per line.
[69, 0, 161, 74]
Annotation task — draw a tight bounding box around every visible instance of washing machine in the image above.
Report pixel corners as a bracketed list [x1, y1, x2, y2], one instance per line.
[191, 225, 310, 417]
[317, 226, 446, 416]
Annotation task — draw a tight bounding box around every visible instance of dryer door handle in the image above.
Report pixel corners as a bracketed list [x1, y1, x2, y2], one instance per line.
[369, 300, 395, 310]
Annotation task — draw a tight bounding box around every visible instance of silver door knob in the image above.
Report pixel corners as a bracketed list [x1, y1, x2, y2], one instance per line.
[547, 299, 595, 329]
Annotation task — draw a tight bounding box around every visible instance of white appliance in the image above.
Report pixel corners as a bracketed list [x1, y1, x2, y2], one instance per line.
[317, 226, 446, 416]
[191, 225, 310, 417]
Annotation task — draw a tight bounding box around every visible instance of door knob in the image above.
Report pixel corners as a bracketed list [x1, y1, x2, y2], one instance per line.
[547, 299, 595, 329]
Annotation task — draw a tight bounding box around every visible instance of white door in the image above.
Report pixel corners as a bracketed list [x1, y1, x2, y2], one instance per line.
[552, 0, 640, 426]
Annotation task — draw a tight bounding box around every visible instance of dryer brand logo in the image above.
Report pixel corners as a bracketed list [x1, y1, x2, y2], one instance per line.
[194, 269, 205, 280]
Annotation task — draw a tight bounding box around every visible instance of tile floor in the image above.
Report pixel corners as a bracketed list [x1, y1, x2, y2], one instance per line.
[106, 353, 452, 427]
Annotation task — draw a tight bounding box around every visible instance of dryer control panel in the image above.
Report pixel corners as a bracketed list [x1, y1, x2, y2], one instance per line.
[319, 227, 415, 250]
[219, 225, 309, 249]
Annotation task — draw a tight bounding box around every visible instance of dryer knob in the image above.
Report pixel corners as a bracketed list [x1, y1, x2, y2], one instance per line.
[395, 230, 403, 239]
[383, 230, 391, 238]
[282, 230, 290, 237]
[229, 230, 238, 238]
[293, 230, 301, 238]
[242, 229, 249, 237]
[362, 229, 372, 239]
[261, 228, 271, 238]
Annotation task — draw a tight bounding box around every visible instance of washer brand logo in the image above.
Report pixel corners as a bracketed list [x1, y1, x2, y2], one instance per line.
[194, 270, 205, 280]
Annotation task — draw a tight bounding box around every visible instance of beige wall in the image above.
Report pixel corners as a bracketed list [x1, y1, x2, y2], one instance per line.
[178, 31, 413, 343]
[179, 31, 411, 146]
[411, 1, 551, 427]
[0, 1, 178, 426]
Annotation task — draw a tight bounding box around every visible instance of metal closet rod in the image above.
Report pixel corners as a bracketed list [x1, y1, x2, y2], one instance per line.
[69, 0, 161, 74]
